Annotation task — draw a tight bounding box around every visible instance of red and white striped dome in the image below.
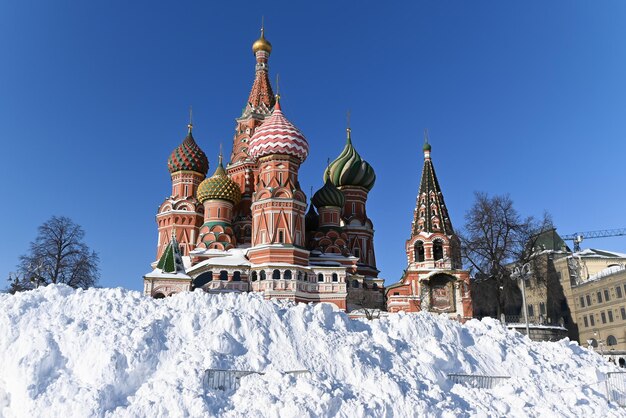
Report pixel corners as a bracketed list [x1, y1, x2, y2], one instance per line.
[248, 100, 309, 162]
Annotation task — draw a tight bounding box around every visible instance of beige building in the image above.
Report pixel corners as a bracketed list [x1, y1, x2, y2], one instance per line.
[522, 240, 626, 353]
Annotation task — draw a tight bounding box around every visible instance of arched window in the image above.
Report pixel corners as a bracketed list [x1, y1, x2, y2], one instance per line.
[260, 270, 266, 281]
[251, 271, 258, 281]
[297, 271, 302, 281]
[284, 270, 292, 280]
[433, 240, 444, 261]
[219, 270, 228, 281]
[153, 292, 166, 299]
[589, 338, 598, 348]
[318, 273, 324, 282]
[332, 273, 338, 282]
[233, 271, 241, 282]
[273, 269, 281, 280]
[608, 335, 618, 346]
[372, 283, 378, 290]
[194, 271, 213, 287]
[352, 280, 359, 288]
[414, 241, 425, 262]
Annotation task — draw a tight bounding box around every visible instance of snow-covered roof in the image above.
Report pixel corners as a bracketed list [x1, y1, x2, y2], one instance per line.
[572, 248, 626, 258]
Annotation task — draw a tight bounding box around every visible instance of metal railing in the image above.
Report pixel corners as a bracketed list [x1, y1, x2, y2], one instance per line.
[448, 373, 511, 389]
[606, 371, 626, 407]
[203, 369, 310, 391]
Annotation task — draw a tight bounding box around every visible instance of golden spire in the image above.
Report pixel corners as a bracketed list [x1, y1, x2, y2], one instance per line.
[252, 17, 272, 54]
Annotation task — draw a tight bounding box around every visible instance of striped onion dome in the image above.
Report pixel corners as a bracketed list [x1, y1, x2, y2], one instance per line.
[248, 98, 309, 162]
[324, 128, 375, 191]
[312, 178, 345, 209]
[167, 125, 209, 175]
[197, 155, 242, 205]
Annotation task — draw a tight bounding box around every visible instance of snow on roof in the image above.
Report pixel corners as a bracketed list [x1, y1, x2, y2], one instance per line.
[143, 268, 191, 280]
[0, 285, 618, 416]
[586, 264, 626, 283]
[187, 248, 250, 272]
[573, 248, 626, 258]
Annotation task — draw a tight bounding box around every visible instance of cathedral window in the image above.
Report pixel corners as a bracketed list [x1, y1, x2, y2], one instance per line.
[184, 185, 188, 196]
[297, 271, 302, 281]
[251, 271, 258, 281]
[332, 273, 338, 282]
[352, 280, 359, 288]
[218, 208, 221, 218]
[260, 270, 266, 281]
[284, 270, 292, 280]
[318, 273, 324, 282]
[354, 248, 360, 258]
[219, 270, 228, 281]
[273, 269, 281, 280]
[194, 271, 213, 287]
[278, 230, 285, 243]
[372, 283, 378, 290]
[352, 202, 356, 214]
[433, 240, 444, 261]
[414, 241, 425, 262]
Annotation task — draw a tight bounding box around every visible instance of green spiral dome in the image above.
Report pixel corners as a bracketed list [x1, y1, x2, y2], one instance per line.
[324, 128, 376, 191]
[197, 157, 242, 205]
[312, 178, 346, 209]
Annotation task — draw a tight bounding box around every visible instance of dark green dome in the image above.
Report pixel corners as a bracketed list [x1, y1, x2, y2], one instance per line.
[324, 128, 375, 191]
[197, 156, 242, 205]
[423, 141, 431, 152]
[312, 178, 345, 209]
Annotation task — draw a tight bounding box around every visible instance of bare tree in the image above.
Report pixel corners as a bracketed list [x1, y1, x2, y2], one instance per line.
[12, 216, 100, 291]
[459, 192, 551, 317]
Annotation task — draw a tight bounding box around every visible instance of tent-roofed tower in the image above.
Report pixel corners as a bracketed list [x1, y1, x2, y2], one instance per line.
[386, 132, 472, 318]
[227, 25, 276, 246]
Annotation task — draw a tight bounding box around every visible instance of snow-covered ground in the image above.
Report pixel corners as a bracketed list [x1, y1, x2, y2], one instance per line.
[0, 285, 623, 417]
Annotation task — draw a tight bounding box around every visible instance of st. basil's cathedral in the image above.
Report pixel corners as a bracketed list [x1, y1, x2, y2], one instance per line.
[143, 28, 472, 319]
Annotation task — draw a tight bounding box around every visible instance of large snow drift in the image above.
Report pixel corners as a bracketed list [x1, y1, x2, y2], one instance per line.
[0, 285, 622, 417]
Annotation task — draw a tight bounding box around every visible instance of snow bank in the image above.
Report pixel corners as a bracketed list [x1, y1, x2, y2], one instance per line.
[0, 285, 622, 417]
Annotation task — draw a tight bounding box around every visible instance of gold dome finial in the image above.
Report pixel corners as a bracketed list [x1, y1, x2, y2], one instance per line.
[252, 17, 272, 54]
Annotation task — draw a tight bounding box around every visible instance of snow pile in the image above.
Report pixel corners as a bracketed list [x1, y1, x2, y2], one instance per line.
[0, 286, 622, 417]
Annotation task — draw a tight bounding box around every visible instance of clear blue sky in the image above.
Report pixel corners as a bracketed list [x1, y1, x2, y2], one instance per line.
[2, 1, 626, 291]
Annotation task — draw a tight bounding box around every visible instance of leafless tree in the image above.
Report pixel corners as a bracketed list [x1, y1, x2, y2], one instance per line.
[459, 192, 552, 317]
[11, 216, 100, 291]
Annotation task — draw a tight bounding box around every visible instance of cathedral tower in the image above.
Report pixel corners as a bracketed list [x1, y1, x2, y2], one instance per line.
[196, 153, 242, 251]
[385, 134, 472, 318]
[247, 97, 310, 266]
[156, 122, 208, 259]
[325, 127, 378, 277]
[227, 26, 276, 246]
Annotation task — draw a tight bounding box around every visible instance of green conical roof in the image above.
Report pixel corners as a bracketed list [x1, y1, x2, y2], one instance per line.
[156, 234, 186, 274]
[324, 128, 376, 191]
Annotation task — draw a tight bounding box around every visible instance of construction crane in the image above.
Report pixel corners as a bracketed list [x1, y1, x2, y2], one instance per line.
[561, 228, 626, 252]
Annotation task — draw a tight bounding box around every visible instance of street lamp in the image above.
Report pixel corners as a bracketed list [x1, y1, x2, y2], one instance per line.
[511, 262, 532, 338]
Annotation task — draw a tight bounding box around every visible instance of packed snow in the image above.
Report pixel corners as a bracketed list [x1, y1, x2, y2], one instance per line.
[0, 285, 623, 417]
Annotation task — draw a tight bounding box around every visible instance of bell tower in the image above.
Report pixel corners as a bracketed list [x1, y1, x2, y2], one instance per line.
[386, 132, 472, 318]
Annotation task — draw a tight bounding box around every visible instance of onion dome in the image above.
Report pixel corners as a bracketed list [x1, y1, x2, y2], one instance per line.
[167, 124, 209, 175]
[248, 98, 309, 162]
[252, 27, 272, 55]
[423, 128, 432, 152]
[197, 154, 242, 205]
[312, 178, 345, 209]
[324, 128, 376, 191]
[305, 201, 319, 231]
